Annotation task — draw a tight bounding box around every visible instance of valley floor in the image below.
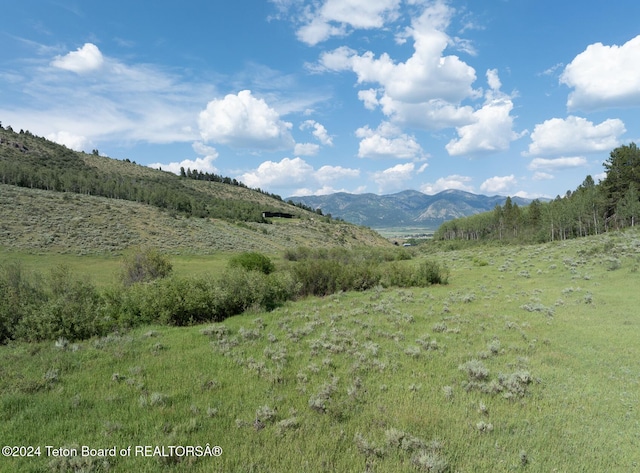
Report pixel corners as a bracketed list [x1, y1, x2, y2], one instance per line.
[1, 229, 639, 472]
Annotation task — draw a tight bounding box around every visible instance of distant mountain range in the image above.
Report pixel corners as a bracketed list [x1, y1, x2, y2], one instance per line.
[288, 190, 537, 229]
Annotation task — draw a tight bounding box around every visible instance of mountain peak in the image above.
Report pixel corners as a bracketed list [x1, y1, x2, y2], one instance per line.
[288, 190, 536, 229]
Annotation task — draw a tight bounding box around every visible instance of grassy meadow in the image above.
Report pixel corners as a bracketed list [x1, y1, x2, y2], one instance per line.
[1, 229, 640, 472]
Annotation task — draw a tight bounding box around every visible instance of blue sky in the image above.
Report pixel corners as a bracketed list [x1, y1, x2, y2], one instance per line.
[2, 0, 640, 199]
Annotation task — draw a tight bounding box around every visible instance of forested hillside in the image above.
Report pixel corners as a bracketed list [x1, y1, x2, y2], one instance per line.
[1, 123, 391, 253]
[435, 143, 640, 243]
[0, 124, 318, 223]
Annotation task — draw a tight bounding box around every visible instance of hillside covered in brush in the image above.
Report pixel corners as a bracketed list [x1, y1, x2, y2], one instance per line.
[0, 124, 388, 253]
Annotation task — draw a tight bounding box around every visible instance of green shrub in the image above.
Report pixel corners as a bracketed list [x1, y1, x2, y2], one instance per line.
[379, 262, 415, 288]
[414, 259, 449, 286]
[15, 266, 110, 342]
[0, 262, 47, 342]
[120, 248, 173, 286]
[228, 252, 275, 274]
[291, 259, 342, 296]
[109, 269, 297, 328]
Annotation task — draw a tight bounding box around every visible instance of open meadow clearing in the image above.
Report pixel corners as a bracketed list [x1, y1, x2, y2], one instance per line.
[1, 229, 639, 472]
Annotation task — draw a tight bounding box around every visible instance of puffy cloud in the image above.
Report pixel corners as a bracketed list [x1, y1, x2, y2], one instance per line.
[320, 4, 476, 105]
[560, 35, 640, 111]
[51, 43, 104, 73]
[239, 157, 359, 192]
[528, 157, 587, 170]
[372, 162, 422, 193]
[446, 70, 520, 156]
[480, 175, 516, 194]
[378, 97, 475, 130]
[148, 142, 219, 175]
[420, 174, 473, 194]
[192, 141, 218, 158]
[356, 122, 425, 160]
[240, 157, 313, 188]
[316, 164, 360, 182]
[199, 90, 295, 150]
[446, 97, 516, 156]
[148, 155, 218, 175]
[358, 89, 380, 110]
[46, 131, 91, 151]
[526, 116, 625, 156]
[296, 0, 401, 45]
[318, 2, 480, 132]
[300, 120, 333, 146]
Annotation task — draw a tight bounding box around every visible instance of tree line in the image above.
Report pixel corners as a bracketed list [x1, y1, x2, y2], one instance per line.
[435, 143, 640, 243]
[0, 124, 317, 223]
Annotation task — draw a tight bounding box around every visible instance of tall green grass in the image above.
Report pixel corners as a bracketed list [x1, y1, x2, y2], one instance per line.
[1, 229, 639, 471]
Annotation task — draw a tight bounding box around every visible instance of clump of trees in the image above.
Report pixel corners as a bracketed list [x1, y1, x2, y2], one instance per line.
[435, 143, 640, 243]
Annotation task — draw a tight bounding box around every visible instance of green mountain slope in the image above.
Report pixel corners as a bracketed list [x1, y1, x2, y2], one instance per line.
[0, 126, 388, 253]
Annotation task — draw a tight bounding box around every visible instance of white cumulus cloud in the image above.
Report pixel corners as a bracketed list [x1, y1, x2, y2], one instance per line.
[356, 122, 425, 160]
[420, 174, 474, 194]
[51, 43, 104, 73]
[199, 90, 295, 150]
[480, 175, 516, 194]
[372, 162, 422, 193]
[446, 69, 520, 156]
[148, 142, 219, 175]
[300, 120, 333, 146]
[526, 116, 625, 157]
[560, 35, 640, 111]
[239, 157, 360, 194]
[46, 131, 91, 151]
[318, 2, 480, 131]
[296, 0, 401, 45]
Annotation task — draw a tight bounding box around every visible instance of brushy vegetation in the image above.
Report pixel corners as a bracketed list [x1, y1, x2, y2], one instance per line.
[2, 228, 639, 472]
[0, 247, 447, 343]
[0, 183, 388, 254]
[228, 251, 276, 275]
[120, 248, 174, 286]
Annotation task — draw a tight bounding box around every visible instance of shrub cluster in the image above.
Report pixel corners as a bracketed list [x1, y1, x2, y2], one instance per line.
[228, 252, 275, 274]
[0, 263, 112, 342]
[120, 248, 173, 286]
[1, 248, 449, 343]
[286, 247, 448, 296]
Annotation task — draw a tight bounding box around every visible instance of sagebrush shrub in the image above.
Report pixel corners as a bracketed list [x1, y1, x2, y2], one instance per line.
[15, 266, 109, 342]
[120, 248, 172, 286]
[228, 252, 275, 274]
[0, 262, 47, 342]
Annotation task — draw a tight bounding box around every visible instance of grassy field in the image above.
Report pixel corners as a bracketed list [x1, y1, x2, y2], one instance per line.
[1, 229, 639, 472]
[0, 251, 233, 289]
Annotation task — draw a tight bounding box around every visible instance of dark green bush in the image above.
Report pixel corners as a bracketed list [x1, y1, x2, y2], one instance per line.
[378, 262, 416, 288]
[0, 262, 47, 343]
[108, 269, 297, 328]
[228, 252, 275, 274]
[121, 248, 173, 286]
[379, 259, 449, 288]
[15, 266, 110, 342]
[414, 259, 449, 286]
